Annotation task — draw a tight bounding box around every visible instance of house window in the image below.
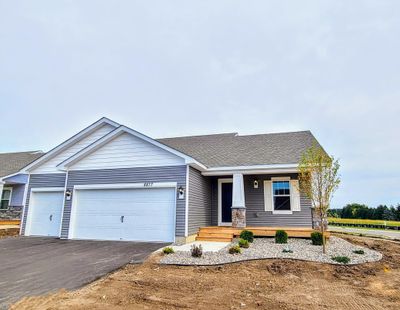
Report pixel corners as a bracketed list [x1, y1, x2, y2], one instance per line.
[272, 181, 291, 211]
[0, 188, 12, 210]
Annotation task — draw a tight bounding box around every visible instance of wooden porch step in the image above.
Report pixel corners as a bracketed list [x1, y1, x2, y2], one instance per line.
[195, 226, 330, 241]
[0, 220, 20, 226]
[196, 236, 233, 242]
[196, 227, 234, 242]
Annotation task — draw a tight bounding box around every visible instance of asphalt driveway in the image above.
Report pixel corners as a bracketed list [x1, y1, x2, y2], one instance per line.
[0, 237, 167, 308]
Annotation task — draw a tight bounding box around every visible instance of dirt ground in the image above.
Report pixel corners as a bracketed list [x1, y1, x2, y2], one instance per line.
[11, 235, 400, 310]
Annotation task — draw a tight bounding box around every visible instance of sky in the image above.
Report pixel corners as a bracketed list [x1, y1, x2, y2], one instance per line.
[0, 1, 399, 208]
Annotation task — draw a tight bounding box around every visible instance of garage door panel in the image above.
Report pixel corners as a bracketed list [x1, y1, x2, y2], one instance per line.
[28, 191, 64, 237]
[71, 187, 175, 242]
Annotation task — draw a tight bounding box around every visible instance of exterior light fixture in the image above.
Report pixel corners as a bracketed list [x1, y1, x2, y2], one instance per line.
[178, 186, 185, 199]
[65, 189, 72, 201]
[253, 180, 259, 189]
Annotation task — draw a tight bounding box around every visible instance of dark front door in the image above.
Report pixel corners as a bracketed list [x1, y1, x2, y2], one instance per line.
[221, 182, 233, 223]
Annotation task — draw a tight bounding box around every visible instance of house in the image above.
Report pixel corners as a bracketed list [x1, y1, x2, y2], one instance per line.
[0, 151, 44, 219]
[18, 117, 322, 243]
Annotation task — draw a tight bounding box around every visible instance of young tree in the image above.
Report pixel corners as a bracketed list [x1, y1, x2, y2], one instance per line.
[298, 144, 340, 254]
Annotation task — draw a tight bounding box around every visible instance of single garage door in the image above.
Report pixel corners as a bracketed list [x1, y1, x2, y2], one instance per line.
[70, 187, 176, 242]
[27, 190, 64, 237]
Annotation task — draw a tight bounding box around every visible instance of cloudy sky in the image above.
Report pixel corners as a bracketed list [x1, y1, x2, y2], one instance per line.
[0, 1, 399, 208]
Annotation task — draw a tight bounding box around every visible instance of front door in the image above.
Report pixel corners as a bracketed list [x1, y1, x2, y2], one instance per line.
[221, 182, 233, 224]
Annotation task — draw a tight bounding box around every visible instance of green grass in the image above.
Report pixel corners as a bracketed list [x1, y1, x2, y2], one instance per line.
[328, 217, 400, 228]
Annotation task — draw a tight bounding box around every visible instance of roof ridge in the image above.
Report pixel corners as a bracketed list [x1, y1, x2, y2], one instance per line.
[236, 130, 312, 137]
[0, 150, 43, 155]
[157, 132, 238, 140]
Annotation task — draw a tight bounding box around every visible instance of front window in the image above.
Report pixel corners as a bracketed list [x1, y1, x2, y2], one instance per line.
[273, 181, 291, 211]
[0, 188, 12, 210]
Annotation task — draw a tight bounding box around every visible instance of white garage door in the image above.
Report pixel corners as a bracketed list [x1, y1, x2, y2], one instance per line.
[27, 190, 64, 237]
[70, 187, 176, 242]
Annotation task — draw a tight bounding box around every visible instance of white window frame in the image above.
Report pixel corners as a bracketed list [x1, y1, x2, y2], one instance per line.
[271, 177, 292, 214]
[0, 187, 13, 210]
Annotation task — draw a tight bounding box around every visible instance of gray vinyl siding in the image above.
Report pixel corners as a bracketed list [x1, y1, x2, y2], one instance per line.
[188, 167, 212, 235]
[210, 174, 312, 227]
[21, 173, 66, 235]
[8, 184, 25, 207]
[60, 165, 186, 239]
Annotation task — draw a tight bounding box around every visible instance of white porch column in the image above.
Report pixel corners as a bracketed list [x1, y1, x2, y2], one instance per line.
[0, 182, 3, 202]
[231, 173, 246, 228]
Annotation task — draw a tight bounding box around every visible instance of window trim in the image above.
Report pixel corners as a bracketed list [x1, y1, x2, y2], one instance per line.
[1, 187, 13, 210]
[271, 177, 292, 214]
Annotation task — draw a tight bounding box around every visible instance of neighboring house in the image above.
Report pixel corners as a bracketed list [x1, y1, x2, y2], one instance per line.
[18, 117, 323, 243]
[0, 151, 44, 219]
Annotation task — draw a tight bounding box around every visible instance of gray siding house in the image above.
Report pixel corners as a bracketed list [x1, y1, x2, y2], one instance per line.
[0, 151, 44, 219]
[18, 117, 322, 243]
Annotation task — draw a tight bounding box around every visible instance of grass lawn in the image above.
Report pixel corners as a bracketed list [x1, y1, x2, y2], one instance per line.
[329, 217, 400, 228]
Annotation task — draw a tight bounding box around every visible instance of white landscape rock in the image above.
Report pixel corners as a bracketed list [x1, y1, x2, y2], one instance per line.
[171, 241, 230, 253]
[160, 236, 382, 266]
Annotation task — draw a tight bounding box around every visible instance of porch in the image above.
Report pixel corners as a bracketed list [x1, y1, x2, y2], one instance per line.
[196, 226, 329, 242]
[0, 174, 29, 220]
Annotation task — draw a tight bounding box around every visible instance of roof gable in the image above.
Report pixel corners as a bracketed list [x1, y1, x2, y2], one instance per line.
[58, 126, 203, 170]
[24, 118, 119, 173]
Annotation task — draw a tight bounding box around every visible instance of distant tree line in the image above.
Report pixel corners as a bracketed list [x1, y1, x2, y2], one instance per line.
[329, 203, 400, 221]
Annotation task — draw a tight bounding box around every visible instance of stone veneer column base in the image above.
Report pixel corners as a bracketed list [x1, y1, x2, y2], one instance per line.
[232, 208, 246, 228]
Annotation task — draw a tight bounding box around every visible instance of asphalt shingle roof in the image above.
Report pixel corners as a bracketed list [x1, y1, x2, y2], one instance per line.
[0, 151, 44, 178]
[157, 131, 321, 168]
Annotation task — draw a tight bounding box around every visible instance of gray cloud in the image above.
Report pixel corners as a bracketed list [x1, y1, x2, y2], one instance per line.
[0, 0, 399, 207]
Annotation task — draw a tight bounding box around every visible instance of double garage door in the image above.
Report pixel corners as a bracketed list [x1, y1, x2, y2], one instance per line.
[27, 187, 176, 242]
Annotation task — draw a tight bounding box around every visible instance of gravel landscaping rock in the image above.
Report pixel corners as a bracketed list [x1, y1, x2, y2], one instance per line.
[160, 236, 382, 266]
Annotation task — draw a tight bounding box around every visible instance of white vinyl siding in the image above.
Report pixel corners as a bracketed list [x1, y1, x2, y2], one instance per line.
[69, 132, 185, 170]
[30, 124, 115, 174]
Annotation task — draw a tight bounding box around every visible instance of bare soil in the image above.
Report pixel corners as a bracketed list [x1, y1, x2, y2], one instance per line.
[11, 235, 400, 310]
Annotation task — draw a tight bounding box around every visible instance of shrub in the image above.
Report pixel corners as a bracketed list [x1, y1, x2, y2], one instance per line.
[229, 245, 242, 254]
[331, 256, 351, 264]
[275, 230, 288, 244]
[282, 248, 293, 253]
[353, 249, 365, 255]
[162, 247, 174, 255]
[191, 244, 203, 258]
[311, 232, 324, 246]
[240, 230, 254, 243]
[238, 239, 249, 248]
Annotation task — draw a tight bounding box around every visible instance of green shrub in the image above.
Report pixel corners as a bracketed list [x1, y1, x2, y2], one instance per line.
[331, 256, 351, 264]
[311, 232, 323, 246]
[240, 230, 254, 243]
[275, 230, 288, 244]
[229, 245, 242, 254]
[238, 239, 249, 248]
[282, 248, 293, 253]
[191, 244, 203, 258]
[162, 247, 174, 254]
[353, 249, 365, 255]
